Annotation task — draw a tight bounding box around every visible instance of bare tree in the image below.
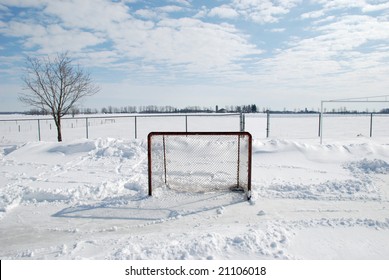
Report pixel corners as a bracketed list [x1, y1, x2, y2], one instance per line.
[20, 52, 100, 141]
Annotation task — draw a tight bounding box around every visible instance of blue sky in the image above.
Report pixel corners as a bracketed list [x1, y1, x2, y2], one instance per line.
[1, 0, 389, 112]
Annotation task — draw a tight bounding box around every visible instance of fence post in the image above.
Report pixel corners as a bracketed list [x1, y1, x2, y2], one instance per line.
[318, 113, 321, 137]
[370, 113, 373, 138]
[266, 111, 270, 138]
[37, 119, 41, 141]
[239, 113, 242, 131]
[320, 101, 324, 144]
[185, 115, 188, 132]
[134, 116, 137, 139]
[243, 113, 245, 131]
[163, 135, 167, 184]
[85, 117, 89, 139]
[240, 113, 245, 132]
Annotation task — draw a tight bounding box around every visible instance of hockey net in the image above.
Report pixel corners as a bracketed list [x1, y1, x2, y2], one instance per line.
[147, 132, 252, 199]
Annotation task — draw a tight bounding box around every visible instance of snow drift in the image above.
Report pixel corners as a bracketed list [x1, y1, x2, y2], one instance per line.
[1, 137, 389, 259]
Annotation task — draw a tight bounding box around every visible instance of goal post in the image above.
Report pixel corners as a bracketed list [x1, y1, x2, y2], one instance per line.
[147, 132, 252, 200]
[320, 95, 389, 144]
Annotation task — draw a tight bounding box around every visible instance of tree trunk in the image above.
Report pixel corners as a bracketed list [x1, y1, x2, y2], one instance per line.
[55, 115, 62, 142]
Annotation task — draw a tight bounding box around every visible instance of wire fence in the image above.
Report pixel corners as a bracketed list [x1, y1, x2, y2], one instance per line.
[1, 112, 388, 143]
[0, 113, 242, 143]
[247, 113, 389, 140]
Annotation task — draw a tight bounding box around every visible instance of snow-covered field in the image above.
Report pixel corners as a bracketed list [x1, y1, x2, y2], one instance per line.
[1, 114, 389, 260]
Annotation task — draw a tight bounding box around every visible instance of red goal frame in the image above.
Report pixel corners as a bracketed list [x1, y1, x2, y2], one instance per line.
[147, 131, 252, 199]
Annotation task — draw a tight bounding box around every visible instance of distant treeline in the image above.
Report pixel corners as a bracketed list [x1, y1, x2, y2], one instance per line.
[24, 104, 259, 115]
[19, 105, 389, 115]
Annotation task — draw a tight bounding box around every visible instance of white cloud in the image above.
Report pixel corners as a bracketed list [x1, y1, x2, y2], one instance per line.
[208, 5, 239, 19]
[0, 4, 9, 13]
[238, 0, 301, 20]
[42, 0, 131, 31]
[0, 55, 23, 77]
[2, 0, 389, 109]
[311, 0, 389, 13]
[135, 5, 186, 20]
[131, 18, 262, 75]
[0, 0, 47, 8]
[193, 5, 208, 18]
[167, 0, 191, 6]
[253, 12, 389, 98]
[0, 1, 262, 80]
[1, 20, 46, 37]
[269, 28, 285, 32]
[207, 0, 301, 24]
[301, 10, 325, 19]
[135, 9, 158, 19]
[313, 15, 389, 51]
[157, 5, 184, 13]
[1, 20, 105, 53]
[33, 25, 105, 53]
[316, 0, 365, 10]
[362, 2, 389, 12]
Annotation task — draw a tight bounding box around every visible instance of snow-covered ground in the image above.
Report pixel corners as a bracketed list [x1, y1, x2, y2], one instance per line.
[1, 114, 389, 260]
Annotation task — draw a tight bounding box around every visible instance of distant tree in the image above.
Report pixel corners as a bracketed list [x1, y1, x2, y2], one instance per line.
[70, 106, 79, 117]
[20, 52, 100, 141]
[380, 108, 389, 114]
[27, 108, 48, 115]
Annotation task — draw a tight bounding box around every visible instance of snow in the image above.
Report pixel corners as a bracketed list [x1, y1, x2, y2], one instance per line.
[1, 114, 389, 260]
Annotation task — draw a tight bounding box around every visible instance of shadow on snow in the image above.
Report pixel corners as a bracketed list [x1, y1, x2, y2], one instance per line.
[52, 192, 248, 221]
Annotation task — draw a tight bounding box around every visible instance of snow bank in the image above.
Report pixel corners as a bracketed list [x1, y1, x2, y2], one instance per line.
[1, 137, 389, 259]
[2, 138, 389, 213]
[1, 138, 148, 217]
[251, 139, 389, 201]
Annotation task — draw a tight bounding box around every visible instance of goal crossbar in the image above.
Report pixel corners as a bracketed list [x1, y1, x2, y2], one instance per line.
[320, 96, 389, 144]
